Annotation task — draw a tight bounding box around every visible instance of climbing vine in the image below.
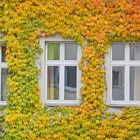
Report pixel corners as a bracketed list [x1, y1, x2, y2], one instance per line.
[0, 0, 140, 139]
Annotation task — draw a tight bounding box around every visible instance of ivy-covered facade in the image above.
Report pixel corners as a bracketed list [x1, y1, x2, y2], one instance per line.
[0, 0, 140, 139]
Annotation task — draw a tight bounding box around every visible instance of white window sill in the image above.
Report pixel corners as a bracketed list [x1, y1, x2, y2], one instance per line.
[45, 100, 80, 106]
[0, 100, 81, 106]
[110, 101, 140, 107]
[0, 101, 6, 106]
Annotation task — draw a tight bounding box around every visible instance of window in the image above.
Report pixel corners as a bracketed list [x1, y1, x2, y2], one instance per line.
[0, 46, 8, 105]
[40, 35, 81, 106]
[107, 43, 140, 105]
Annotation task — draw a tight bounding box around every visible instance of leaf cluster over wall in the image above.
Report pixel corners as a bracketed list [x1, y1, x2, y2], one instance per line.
[0, 0, 140, 139]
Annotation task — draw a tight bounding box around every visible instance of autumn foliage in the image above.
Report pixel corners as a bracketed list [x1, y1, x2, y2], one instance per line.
[0, 0, 140, 139]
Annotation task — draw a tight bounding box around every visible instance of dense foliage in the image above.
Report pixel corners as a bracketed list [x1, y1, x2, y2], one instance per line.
[0, 0, 140, 139]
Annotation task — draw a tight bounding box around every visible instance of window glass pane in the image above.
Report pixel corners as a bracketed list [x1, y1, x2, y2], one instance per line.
[65, 43, 77, 60]
[47, 43, 60, 60]
[2, 46, 6, 62]
[47, 66, 59, 100]
[64, 66, 77, 100]
[112, 67, 124, 100]
[130, 43, 140, 60]
[112, 43, 125, 60]
[130, 67, 140, 101]
[1, 68, 8, 101]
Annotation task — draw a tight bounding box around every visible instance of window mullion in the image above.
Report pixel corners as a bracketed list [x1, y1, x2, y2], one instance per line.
[60, 43, 64, 60]
[76, 45, 81, 99]
[77, 67, 81, 100]
[125, 44, 130, 102]
[59, 43, 65, 100]
[125, 43, 130, 61]
[59, 65, 64, 100]
[125, 66, 130, 101]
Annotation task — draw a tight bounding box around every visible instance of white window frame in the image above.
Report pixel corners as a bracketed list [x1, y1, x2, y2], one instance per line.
[39, 35, 82, 106]
[105, 42, 140, 106]
[0, 45, 7, 106]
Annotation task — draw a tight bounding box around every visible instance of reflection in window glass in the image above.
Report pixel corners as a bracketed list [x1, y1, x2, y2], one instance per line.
[112, 67, 124, 100]
[65, 43, 77, 60]
[130, 43, 140, 60]
[2, 46, 6, 62]
[47, 43, 60, 60]
[64, 66, 77, 100]
[1, 68, 8, 101]
[47, 66, 59, 100]
[112, 43, 125, 60]
[130, 67, 140, 101]
[113, 71, 119, 86]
